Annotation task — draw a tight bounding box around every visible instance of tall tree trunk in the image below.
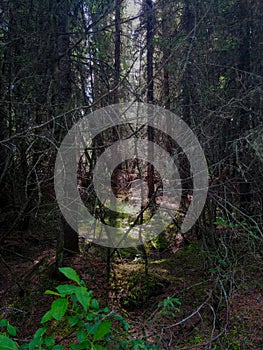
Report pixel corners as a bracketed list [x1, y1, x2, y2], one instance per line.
[111, 0, 122, 193]
[180, 0, 195, 209]
[55, 0, 79, 273]
[145, 0, 155, 202]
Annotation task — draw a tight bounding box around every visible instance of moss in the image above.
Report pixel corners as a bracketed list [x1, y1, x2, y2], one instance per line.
[111, 265, 170, 310]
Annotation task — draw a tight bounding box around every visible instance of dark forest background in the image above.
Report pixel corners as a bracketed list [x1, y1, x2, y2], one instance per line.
[0, 1, 263, 349]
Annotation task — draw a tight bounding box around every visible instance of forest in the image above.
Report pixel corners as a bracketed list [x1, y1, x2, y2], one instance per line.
[0, 0, 263, 349]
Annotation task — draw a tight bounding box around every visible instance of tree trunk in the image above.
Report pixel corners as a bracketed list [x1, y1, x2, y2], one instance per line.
[145, 0, 155, 202]
[55, 0, 79, 270]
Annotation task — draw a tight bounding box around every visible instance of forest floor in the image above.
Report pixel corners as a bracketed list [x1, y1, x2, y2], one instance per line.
[0, 228, 263, 349]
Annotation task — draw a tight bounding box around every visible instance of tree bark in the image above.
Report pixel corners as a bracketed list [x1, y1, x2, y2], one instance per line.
[145, 0, 155, 201]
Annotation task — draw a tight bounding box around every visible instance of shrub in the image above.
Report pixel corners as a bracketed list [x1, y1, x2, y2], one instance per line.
[0, 267, 162, 350]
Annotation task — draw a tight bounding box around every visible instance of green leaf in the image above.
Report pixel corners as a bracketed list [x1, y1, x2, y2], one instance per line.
[85, 323, 93, 333]
[45, 290, 61, 296]
[68, 315, 80, 327]
[29, 339, 40, 350]
[77, 329, 88, 342]
[93, 321, 111, 342]
[52, 345, 65, 350]
[0, 319, 8, 327]
[0, 320, 17, 337]
[112, 314, 130, 331]
[33, 327, 48, 340]
[92, 345, 106, 350]
[75, 287, 91, 312]
[80, 280, 87, 287]
[44, 335, 55, 347]
[0, 335, 18, 350]
[56, 284, 79, 295]
[7, 324, 17, 337]
[91, 299, 99, 310]
[87, 313, 95, 322]
[18, 345, 28, 350]
[41, 310, 53, 323]
[59, 267, 81, 285]
[50, 298, 68, 321]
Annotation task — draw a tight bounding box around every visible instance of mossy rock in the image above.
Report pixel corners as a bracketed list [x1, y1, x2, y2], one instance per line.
[115, 267, 170, 310]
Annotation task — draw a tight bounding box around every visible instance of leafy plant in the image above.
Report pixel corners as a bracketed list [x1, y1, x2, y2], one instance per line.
[157, 297, 181, 317]
[0, 267, 162, 349]
[0, 318, 18, 350]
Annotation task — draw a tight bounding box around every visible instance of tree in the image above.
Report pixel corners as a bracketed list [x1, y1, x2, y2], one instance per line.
[145, 0, 155, 201]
